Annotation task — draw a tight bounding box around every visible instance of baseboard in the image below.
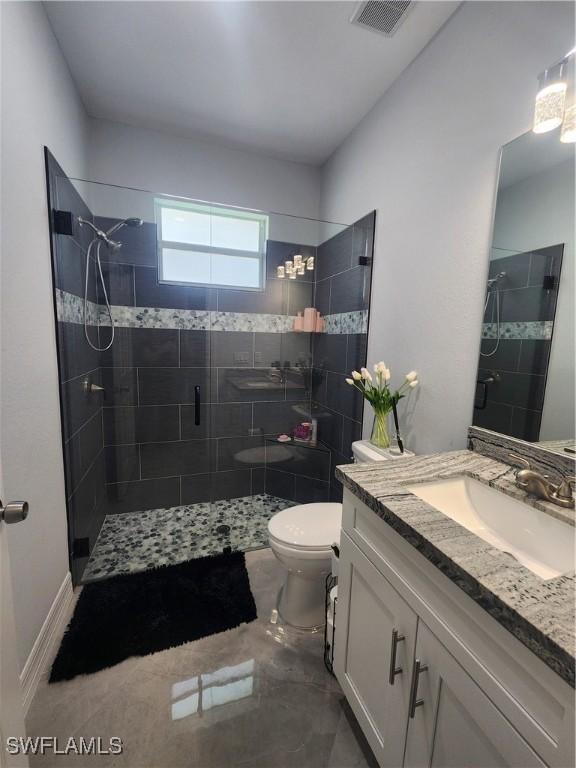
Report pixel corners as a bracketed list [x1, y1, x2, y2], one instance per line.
[19, 572, 74, 714]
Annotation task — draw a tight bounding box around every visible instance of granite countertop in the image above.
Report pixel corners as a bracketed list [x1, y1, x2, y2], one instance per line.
[335, 450, 575, 687]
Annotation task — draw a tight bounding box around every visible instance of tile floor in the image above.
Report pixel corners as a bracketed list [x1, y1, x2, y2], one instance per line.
[83, 494, 295, 582]
[27, 548, 377, 768]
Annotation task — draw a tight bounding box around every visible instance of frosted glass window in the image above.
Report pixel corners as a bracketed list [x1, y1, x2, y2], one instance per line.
[156, 198, 267, 290]
[161, 249, 212, 285]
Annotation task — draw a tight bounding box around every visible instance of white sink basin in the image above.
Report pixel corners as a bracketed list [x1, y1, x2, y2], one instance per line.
[408, 476, 575, 580]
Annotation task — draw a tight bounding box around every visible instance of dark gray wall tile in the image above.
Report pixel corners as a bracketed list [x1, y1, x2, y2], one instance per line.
[211, 331, 253, 367]
[499, 286, 556, 322]
[105, 477, 180, 515]
[314, 279, 331, 316]
[326, 371, 363, 421]
[313, 334, 347, 373]
[180, 330, 210, 367]
[473, 400, 514, 435]
[518, 340, 551, 375]
[140, 439, 210, 479]
[98, 262, 135, 307]
[60, 370, 103, 439]
[57, 322, 100, 382]
[286, 280, 314, 315]
[478, 339, 521, 372]
[103, 405, 180, 445]
[101, 367, 138, 406]
[100, 327, 178, 367]
[330, 266, 370, 313]
[78, 412, 103, 477]
[104, 444, 140, 484]
[216, 368, 285, 403]
[217, 280, 285, 314]
[294, 476, 330, 504]
[264, 469, 295, 501]
[217, 436, 265, 471]
[253, 401, 310, 436]
[317, 227, 352, 281]
[342, 417, 362, 459]
[488, 253, 529, 290]
[134, 265, 216, 310]
[510, 407, 542, 441]
[346, 334, 368, 374]
[138, 367, 210, 406]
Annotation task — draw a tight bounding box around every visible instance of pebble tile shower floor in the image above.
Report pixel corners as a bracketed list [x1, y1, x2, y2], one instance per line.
[83, 494, 295, 582]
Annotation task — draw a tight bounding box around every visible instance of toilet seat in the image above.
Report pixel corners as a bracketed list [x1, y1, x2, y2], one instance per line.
[268, 502, 342, 549]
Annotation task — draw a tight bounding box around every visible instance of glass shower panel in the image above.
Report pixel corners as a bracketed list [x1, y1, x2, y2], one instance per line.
[47, 159, 357, 585]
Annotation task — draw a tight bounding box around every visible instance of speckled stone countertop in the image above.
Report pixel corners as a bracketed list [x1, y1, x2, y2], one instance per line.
[335, 450, 575, 687]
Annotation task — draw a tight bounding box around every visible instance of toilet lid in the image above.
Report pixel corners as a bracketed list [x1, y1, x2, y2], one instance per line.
[268, 503, 342, 549]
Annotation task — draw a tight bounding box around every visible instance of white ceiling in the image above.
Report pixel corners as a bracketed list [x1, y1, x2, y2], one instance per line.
[45, 1, 459, 165]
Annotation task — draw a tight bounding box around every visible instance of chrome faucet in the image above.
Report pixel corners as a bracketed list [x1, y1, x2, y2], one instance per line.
[509, 454, 575, 509]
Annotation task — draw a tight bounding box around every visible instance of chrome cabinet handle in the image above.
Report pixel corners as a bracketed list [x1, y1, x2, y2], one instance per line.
[389, 628, 405, 685]
[408, 658, 428, 718]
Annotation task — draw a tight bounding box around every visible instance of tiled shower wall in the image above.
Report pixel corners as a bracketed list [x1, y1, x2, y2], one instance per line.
[474, 244, 563, 441]
[47, 149, 375, 580]
[312, 212, 375, 502]
[96, 228, 315, 517]
[46, 151, 107, 583]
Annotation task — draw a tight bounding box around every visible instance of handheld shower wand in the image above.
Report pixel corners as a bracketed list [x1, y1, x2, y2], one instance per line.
[79, 216, 143, 352]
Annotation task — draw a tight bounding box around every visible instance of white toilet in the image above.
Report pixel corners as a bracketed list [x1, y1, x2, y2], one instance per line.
[268, 440, 414, 629]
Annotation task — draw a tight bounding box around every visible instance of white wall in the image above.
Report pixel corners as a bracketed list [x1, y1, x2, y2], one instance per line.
[0, 1, 88, 667]
[492, 160, 575, 440]
[86, 118, 323, 241]
[320, 1, 574, 454]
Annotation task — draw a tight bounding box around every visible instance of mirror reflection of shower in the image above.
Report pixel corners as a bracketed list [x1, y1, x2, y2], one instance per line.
[79, 216, 143, 351]
[480, 270, 506, 357]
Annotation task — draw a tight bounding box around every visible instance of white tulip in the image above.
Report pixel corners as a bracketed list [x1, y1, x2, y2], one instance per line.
[374, 361, 387, 374]
[345, 378, 354, 385]
[384, 367, 391, 382]
[352, 370, 362, 381]
[360, 367, 372, 381]
[405, 370, 418, 383]
[409, 379, 419, 388]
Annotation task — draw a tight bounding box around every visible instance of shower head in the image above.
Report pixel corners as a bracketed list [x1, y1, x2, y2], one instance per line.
[104, 217, 144, 237]
[487, 271, 506, 290]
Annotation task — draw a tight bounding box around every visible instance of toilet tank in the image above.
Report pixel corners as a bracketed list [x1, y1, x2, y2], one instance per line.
[351, 440, 415, 463]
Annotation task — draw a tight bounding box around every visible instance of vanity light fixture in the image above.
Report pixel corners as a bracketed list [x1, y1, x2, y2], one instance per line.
[277, 253, 315, 279]
[533, 48, 575, 141]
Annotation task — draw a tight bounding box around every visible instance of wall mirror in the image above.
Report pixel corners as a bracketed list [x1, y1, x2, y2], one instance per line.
[473, 129, 574, 456]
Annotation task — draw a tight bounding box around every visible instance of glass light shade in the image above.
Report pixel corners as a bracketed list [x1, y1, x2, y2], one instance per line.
[306, 257, 314, 271]
[297, 265, 305, 275]
[293, 254, 303, 266]
[288, 270, 297, 279]
[561, 99, 576, 143]
[534, 82, 566, 133]
[277, 265, 285, 278]
[285, 260, 293, 270]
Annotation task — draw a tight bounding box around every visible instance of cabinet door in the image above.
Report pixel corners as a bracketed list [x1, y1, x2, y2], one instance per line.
[334, 533, 418, 767]
[404, 622, 547, 768]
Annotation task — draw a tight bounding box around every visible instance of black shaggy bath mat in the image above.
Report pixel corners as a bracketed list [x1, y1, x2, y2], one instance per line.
[49, 551, 257, 682]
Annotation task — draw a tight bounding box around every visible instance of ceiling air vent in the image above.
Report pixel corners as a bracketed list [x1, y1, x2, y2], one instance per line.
[350, 1, 414, 37]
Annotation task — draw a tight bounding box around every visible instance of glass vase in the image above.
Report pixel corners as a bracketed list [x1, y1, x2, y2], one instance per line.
[370, 409, 391, 450]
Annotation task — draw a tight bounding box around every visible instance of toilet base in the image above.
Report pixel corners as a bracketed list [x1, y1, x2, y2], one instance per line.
[277, 571, 326, 629]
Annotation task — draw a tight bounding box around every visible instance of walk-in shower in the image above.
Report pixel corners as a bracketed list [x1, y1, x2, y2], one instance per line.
[45, 148, 375, 585]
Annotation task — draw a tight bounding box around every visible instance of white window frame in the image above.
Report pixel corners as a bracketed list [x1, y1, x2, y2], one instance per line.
[155, 197, 268, 291]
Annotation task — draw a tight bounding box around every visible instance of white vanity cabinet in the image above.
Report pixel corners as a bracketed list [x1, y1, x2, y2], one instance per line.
[334, 490, 575, 768]
[334, 538, 417, 766]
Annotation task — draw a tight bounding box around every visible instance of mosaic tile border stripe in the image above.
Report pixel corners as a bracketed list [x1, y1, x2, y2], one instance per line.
[56, 290, 369, 335]
[57, 290, 294, 333]
[324, 310, 368, 335]
[482, 321, 553, 340]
